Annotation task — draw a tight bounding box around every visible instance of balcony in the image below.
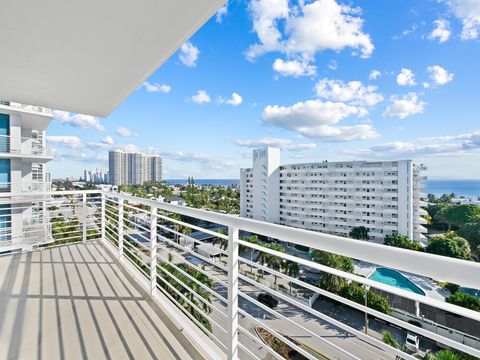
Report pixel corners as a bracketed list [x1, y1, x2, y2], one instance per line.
[0, 134, 52, 161]
[0, 190, 479, 360]
[0, 101, 52, 115]
[0, 181, 52, 194]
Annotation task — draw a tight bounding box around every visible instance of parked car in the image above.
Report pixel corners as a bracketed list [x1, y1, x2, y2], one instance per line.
[405, 333, 419, 352]
[257, 293, 278, 308]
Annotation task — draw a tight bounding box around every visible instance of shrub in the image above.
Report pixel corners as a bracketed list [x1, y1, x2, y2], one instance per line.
[384, 235, 423, 251]
[444, 282, 460, 295]
[446, 292, 480, 312]
[339, 282, 392, 315]
[382, 331, 399, 349]
[426, 232, 471, 260]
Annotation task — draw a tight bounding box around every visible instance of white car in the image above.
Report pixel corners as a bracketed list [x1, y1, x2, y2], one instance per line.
[405, 333, 420, 352]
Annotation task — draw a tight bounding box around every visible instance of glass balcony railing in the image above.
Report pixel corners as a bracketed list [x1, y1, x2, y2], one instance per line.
[0, 100, 52, 115]
[0, 190, 479, 360]
[0, 134, 52, 157]
[0, 181, 52, 193]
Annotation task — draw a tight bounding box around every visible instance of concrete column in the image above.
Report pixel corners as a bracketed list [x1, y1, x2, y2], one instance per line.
[227, 226, 239, 360]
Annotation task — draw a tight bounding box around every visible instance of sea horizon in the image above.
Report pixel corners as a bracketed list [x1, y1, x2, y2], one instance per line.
[166, 178, 480, 197]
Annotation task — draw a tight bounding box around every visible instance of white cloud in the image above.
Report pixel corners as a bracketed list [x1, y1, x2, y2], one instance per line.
[116, 126, 138, 137]
[160, 150, 236, 172]
[396, 68, 416, 87]
[261, 99, 379, 141]
[429, 19, 451, 43]
[369, 69, 381, 80]
[383, 93, 426, 119]
[443, 0, 480, 40]
[427, 65, 454, 85]
[393, 24, 418, 39]
[247, 0, 374, 67]
[53, 110, 104, 131]
[315, 78, 383, 107]
[87, 136, 115, 150]
[52, 150, 108, 163]
[141, 81, 171, 93]
[219, 92, 243, 106]
[272, 58, 316, 77]
[234, 137, 317, 151]
[344, 131, 480, 158]
[328, 60, 338, 71]
[47, 135, 83, 149]
[246, 0, 289, 59]
[191, 90, 211, 104]
[179, 42, 200, 67]
[216, 4, 228, 23]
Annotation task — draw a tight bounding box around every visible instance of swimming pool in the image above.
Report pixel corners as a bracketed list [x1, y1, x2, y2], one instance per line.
[368, 268, 426, 296]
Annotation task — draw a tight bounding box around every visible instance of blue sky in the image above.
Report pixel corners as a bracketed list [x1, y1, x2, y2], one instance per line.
[46, 0, 480, 180]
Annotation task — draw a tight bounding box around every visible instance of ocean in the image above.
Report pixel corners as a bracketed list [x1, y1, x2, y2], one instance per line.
[165, 179, 480, 196]
[423, 180, 480, 197]
[165, 179, 240, 187]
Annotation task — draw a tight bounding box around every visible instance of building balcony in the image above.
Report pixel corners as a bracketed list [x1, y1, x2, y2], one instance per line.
[0, 134, 53, 161]
[0, 101, 52, 115]
[0, 181, 52, 194]
[0, 190, 479, 360]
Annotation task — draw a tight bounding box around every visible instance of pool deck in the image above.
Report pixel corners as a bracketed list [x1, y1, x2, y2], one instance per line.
[354, 260, 449, 300]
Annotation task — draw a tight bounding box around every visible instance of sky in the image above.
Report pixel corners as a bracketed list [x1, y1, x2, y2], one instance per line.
[45, 0, 480, 180]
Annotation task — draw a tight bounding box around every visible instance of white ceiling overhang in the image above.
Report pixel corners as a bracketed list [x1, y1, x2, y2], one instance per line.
[0, 0, 226, 117]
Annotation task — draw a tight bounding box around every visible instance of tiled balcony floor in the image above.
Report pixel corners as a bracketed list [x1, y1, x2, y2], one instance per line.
[0, 242, 204, 360]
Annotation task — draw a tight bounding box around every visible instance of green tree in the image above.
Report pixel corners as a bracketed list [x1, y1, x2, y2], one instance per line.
[312, 250, 354, 293]
[446, 292, 480, 312]
[436, 204, 480, 231]
[457, 221, 480, 250]
[349, 226, 370, 241]
[266, 243, 286, 285]
[339, 282, 392, 315]
[384, 234, 423, 251]
[426, 232, 471, 260]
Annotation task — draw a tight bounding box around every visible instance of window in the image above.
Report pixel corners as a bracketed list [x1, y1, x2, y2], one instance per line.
[0, 114, 9, 153]
[0, 159, 10, 192]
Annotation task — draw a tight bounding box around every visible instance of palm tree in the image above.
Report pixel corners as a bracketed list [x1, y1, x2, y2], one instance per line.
[282, 260, 300, 293]
[266, 243, 285, 285]
[349, 226, 370, 241]
[312, 250, 354, 293]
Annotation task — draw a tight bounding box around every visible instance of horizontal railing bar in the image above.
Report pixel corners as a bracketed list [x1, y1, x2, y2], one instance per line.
[238, 256, 480, 358]
[238, 239, 480, 323]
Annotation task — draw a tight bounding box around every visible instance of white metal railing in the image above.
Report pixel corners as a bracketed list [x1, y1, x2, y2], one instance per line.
[0, 134, 52, 157]
[1, 189, 479, 360]
[0, 101, 52, 115]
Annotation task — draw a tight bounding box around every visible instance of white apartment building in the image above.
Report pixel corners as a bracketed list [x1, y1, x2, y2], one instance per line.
[241, 147, 428, 243]
[0, 101, 53, 246]
[109, 149, 162, 185]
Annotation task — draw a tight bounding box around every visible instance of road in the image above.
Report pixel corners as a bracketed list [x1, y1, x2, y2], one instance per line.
[156, 243, 399, 360]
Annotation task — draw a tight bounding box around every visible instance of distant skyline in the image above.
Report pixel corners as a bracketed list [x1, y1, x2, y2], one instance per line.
[46, 0, 480, 180]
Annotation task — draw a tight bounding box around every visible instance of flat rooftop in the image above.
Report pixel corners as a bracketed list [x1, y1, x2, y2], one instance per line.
[0, 242, 205, 360]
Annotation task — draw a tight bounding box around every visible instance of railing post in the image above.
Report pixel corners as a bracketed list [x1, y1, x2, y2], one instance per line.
[150, 207, 158, 298]
[101, 192, 106, 244]
[227, 226, 239, 360]
[82, 193, 87, 244]
[118, 198, 124, 259]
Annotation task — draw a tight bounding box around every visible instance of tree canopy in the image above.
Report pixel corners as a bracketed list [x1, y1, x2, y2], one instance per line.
[311, 250, 354, 293]
[349, 226, 370, 240]
[384, 234, 423, 251]
[426, 232, 471, 260]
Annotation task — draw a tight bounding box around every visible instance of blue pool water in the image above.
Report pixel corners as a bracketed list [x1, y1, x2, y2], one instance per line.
[369, 268, 426, 296]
